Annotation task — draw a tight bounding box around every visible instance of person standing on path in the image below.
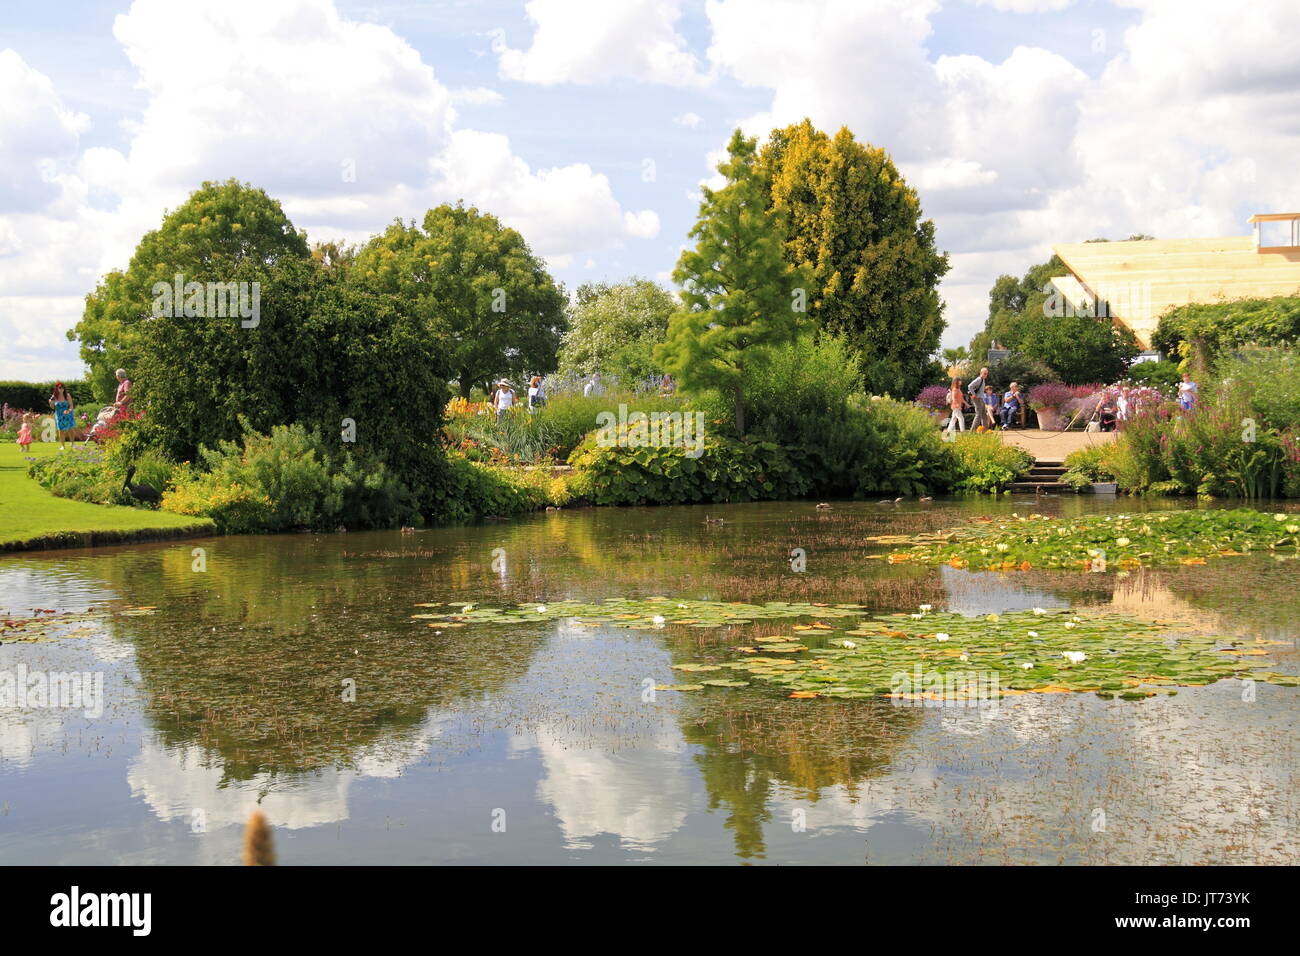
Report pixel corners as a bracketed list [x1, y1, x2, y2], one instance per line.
[967, 367, 990, 426]
[945, 378, 968, 434]
[1178, 372, 1198, 411]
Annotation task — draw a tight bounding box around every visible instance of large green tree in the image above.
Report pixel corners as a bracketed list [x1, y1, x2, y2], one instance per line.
[760, 120, 950, 397]
[72, 179, 310, 400]
[657, 130, 809, 435]
[352, 203, 566, 397]
[130, 255, 449, 506]
[558, 278, 674, 383]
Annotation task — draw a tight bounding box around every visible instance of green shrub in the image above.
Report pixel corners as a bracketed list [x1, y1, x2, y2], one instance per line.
[436, 455, 562, 522]
[445, 391, 700, 463]
[985, 353, 1057, 392]
[1125, 359, 1180, 390]
[27, 441, 179, 507]
[1061, 444, 1118, 490]
[163, 423, 416, 532]
[28, 447, 121, 505]
[1153, 295, 1300, 360]
[1221, 348, 1300, 432]
[948, 432, 1033, 493]
[567, 429, 809, 506]
[850, 397, 959, 496]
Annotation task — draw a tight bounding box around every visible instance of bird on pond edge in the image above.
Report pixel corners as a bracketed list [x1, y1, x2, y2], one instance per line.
[122, 466, 161, 506]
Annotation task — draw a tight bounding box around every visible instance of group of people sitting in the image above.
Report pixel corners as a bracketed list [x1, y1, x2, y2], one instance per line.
[945, 367, 1023, 433]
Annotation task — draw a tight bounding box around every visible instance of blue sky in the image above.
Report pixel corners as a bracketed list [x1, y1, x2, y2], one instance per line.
[3, 0, 1296, 380]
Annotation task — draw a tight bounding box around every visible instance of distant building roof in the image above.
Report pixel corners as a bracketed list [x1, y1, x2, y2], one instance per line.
[1051, 234, 1300, 347]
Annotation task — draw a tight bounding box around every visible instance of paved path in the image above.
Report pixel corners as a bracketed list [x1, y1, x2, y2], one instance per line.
[997, 429, 1116, 461]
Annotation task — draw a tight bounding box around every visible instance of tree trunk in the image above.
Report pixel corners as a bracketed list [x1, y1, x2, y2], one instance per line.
[458, 376, 474, 399]
[733, 384, 746, 436]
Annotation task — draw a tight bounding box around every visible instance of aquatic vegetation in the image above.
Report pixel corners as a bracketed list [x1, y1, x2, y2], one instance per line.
[0, 606, 154, 642]
[408, 595, 1297, 702]
[411, 597, 871, 630]
[871, 508, 1300, 572]
[716, 609, 1296, 701]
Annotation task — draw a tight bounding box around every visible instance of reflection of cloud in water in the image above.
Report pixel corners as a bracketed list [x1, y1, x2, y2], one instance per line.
[775, 690, 1299, 865]
[507, 622, 691, 850]
[127, 718, 448, 829]
[0, 565, 117, 614]
[0, 710, 71, 767]
[939, 566, 1067, 616]
[529, 734, 691, 850]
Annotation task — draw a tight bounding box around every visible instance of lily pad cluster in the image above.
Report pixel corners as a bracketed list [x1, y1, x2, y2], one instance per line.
[695, 609, 1295, 700]
[702, 608, 1297, 701]
[872, 508, 1300, 572]
[411, 597, 869, 630]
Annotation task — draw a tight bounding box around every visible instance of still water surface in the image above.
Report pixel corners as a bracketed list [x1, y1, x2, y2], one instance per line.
[2, 496, 1297, 864]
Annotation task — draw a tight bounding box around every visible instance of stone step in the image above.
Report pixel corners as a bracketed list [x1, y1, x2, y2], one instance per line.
[1008, 481, 1073, 493]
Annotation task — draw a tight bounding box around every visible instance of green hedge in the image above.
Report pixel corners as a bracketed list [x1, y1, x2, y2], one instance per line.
[567, 429, 809, 505]
[0, 380, 96, 411]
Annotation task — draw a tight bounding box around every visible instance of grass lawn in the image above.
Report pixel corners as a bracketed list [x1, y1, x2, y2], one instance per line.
[0, 441, 214, 551]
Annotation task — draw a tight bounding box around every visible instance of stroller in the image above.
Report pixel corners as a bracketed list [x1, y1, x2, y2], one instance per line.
[86, 405, 121, 443]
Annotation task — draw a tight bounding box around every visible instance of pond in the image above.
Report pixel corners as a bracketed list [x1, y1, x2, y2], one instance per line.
[1, 495, 1297, 865]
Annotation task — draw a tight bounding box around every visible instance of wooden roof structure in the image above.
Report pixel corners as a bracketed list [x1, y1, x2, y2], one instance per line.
[1051, 229, 1300, 347]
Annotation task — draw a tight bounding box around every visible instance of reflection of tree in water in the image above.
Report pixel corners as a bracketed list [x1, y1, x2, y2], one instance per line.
[92, 536, 544, 782]
[681, 694, 923, 860]
[456, 507, 949, 612]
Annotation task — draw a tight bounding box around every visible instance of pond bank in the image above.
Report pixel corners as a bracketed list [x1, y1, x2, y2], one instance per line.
[0, 443, 215, 553]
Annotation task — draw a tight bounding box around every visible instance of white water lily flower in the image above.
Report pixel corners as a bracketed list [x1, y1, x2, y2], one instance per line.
[1063, 621, 1077, 629]
[996, 543, 1009, 552]
[1020, 662, 1033, 670]
[1027, 631, 1039, 638]
[677, 603, 688, 608]
[1062, 651, 1087, 664]
[910, 613, 923, 619]
[1033, 607, 1046, 615]
[536, 605, 547, 613]
[935, 633, 950, 642]
[652, 615, 666, 625]
[463, 604, 475, 612]
[1287, 525, 1299, 534]
[1072, 616, 1082, 623]
[1274, 514, 1287, 521]
[919, 604, 932, 612]
[959, 653, 969, 662]
[841, 640, 857, 649]
[1116, 537, 1131, 547]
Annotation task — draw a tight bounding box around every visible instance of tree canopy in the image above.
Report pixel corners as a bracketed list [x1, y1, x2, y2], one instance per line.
[72, 179, 310, 400]
[1153, 296, 1300, 367]
[970, 253, 1139, 384]
[657, 130, 810, 434]
[351, 203, 566, 396]
[128, 255, 449, 505]
[558, 278, 674, 383]
[761, 120, 949, 397]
